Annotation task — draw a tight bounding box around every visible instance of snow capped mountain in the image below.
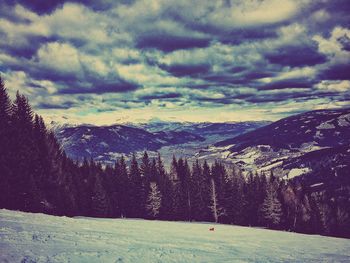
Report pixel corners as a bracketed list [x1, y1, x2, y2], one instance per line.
[54, 124, 205, 163]
[54, 121, 269, 164]
[197, 108, 350, 181]
[136, 121, 270, 144]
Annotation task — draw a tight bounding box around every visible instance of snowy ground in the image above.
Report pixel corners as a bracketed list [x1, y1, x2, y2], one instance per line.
[1, 209, 350, 263]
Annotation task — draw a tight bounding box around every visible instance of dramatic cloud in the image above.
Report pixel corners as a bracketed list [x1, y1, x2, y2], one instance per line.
[0, 0, 349, 124]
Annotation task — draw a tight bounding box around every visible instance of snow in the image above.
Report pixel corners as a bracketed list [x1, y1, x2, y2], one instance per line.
[316, 121, 335, 130]
[99, 141, 109, 148]
[1, 210, 350, 263]
[287, 168, 311, 179]
[235, 148, 262, 165]
[81, 134, 93, 141]
[315, 130, 323, 139]
[109, 127, 122, 134]
[338, 113, 350, 127]
[310, 183, 324, 188]
[258, 161, 283, 172]
[300, 142, 329, 153]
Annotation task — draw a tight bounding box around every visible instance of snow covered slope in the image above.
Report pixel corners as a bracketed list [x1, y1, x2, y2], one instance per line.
[1, 209, 350, 263]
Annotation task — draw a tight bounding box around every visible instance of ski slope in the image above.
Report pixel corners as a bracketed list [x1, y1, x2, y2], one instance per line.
[1, 209, 350, 263]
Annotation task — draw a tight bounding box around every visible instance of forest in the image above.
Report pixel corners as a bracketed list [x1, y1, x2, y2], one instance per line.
[0, 76, 349, 238]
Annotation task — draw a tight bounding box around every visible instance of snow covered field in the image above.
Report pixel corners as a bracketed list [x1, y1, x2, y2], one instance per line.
[1, 209, 350, 263]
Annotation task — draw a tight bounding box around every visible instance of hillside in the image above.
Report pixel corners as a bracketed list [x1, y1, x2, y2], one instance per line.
[215, 108, 350, 150]
[1, 209, 350, 263]
[197, 108, 350, 178]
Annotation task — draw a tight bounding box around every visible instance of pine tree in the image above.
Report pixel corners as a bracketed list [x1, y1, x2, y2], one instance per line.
[105, 164, 120, 217]
[183, 159, 192, 221]
[156, 153, 173, 220]
[230, 168, 246, 225]
[140, 151, 151, 215]
[91, 176, 109, 217]
[0, 76, 13, 208]
[146, 182, 162, 219]
[170, 156, 182, 220]
[129, 154, 143, 218]
[260, 182, 283, 228]
[209, 174, 220, 223]
[209, 162, 226, 223]
[201, 161, 212, 221]
[191, 160, 206, 221]
[10, 92, 36, 211]
[117, 156, 130, 218]
[173, 158, 192, 221]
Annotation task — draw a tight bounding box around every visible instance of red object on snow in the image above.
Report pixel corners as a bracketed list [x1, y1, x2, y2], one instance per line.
[209, 227, 215, 231]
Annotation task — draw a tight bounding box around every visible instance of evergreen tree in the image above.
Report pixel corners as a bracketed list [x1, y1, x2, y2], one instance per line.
[0, 77, 13, 208]
[146, 182, 162, 219]
[191, 160, 206, 221]
[105, 164, 120, 217]
[170, 156, 183, 220]
[117, 156, 130, 218]
[129, 154, 143, 218]
[234, 169, 247, 225]
[140, 151, 151, 215]
[91, 176, 109, 217]
[210, 162, 226, 223]
[201, 161, 212, 221]
[183, 159, 192, 221]
[9, 92, 37, 211]
[156, 153, 173, 220]
[260, 182, 283, 228]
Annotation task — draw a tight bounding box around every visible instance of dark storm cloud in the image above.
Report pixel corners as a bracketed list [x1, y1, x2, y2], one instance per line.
[202, 74, 247, 85]
[140, 93, 182, 100]
[229, 66, 247, 74]
[338, 35, 350, 51]
[243, 71, 276, 80]
[201, 70, 275, 86]
[325, 0, 350, 15]
[159, 64, 211, 77]
[246, 92, 311, 103]
[57, 80, 139, 94]
[37, 101, 77, 109]
[265, 44, 327, 67]
[136, 34, 211, 52]
[195, 97, 236, 105]
[258, 79, 315, 91]
[321, 63, 350, 80]
[3, 0, 65, 14]
[220, 27, 279, 45]
[3, 0, 133, 14]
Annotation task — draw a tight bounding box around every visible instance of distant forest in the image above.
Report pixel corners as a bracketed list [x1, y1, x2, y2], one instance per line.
[0, 76, 349, 238]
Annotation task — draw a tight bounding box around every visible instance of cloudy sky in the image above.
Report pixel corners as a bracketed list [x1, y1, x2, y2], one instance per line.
[0, 0, 349, 124]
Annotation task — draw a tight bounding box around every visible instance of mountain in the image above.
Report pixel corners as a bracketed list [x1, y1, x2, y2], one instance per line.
[197, 108, 350, 181]
[54, 121, 269, 164]
[55, 124, 204, 162]
[135, 121, 270, 144]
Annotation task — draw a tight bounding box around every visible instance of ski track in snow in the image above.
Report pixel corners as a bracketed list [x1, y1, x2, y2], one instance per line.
[1, 209, 350, 263]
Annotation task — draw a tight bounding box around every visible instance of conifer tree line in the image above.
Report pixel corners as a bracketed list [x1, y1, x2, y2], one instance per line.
[0, 77, 349, 238]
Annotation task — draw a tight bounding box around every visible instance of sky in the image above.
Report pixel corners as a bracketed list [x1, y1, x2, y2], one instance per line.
[0, 0, 349, 125]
